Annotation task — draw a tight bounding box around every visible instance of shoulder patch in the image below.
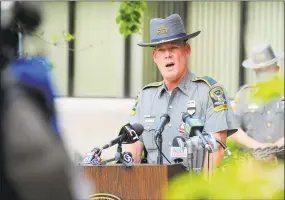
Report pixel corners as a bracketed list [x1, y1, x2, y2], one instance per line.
[192, 76, 218, 87]
[142, 81, 163, 90]
[209, 86, 228, 112]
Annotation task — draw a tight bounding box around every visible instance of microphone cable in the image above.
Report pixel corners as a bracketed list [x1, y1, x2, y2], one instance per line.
[215, 138, 231, 156]
[154, 135, 172, 164]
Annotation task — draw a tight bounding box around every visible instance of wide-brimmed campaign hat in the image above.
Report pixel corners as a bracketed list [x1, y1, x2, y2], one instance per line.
[242, 44, 284, 69]
[138, 14, 201, 47]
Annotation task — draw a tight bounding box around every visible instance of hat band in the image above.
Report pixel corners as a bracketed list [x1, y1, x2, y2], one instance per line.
[150, 33, 187, 43]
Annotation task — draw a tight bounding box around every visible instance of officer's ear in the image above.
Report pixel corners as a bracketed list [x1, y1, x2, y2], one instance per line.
[152, 47, 158, 64]
[184, 42, 191, 56]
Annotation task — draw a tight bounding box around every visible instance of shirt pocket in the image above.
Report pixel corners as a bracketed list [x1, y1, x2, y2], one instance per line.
[242, 106, 264, 132]
[142, 121, 158, 151]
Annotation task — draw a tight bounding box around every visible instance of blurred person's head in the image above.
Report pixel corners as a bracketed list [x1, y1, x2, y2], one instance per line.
[0, 2, 42, 68]
[137, 14, 200, 89]
[242, 44, 284, 82]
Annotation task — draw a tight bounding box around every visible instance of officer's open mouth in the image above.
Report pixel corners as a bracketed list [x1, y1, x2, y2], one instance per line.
[166, 63, 175, 67]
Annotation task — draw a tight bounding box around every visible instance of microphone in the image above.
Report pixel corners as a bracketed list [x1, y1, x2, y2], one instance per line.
[155, 113, 170, 135]
[182, 113, 211, 152]
[155, 114, 170, 165]
[101, 123, 144, 150]
[170, 136, 187, 163]
[82, 147, 102, 165]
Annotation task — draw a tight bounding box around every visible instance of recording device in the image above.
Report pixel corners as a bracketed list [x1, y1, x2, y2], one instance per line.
[182, 113, 211, 152]
[170, 136, 187, 163]
[101, 123, 144, 150]
[81, 123, 143, 166]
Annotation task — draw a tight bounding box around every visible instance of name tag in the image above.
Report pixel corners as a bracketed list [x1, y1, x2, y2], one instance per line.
[144, 115, 155, 123]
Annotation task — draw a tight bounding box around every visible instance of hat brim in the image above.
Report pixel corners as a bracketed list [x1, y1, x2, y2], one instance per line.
[242, 52, 284, 69]
[137, 31, 201, 47]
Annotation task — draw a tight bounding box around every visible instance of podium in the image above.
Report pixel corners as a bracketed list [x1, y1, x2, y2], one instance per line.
[80, 164, 186, 200]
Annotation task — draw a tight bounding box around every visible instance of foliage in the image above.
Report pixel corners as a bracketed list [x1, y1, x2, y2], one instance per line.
[165, 139, 284, 199]
[35, 30, 75, 48]
[50, 31, 75, 46]
[116, 1, 147, 38]
[251, 74, 284, 103]
[166, 161, 284, 199]
[218, 139, 253, 171]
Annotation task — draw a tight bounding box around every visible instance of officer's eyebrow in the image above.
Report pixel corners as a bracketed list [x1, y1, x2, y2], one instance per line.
[153, 41, 187, 50]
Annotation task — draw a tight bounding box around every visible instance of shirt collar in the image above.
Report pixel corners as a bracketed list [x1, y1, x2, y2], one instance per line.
[158, 72, 195, 98]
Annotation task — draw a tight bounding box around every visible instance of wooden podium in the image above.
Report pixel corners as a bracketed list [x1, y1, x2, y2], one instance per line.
[80, 164, 186, 200]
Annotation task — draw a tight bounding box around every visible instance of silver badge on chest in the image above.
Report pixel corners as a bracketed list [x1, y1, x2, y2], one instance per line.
[187, 100, 196, 116]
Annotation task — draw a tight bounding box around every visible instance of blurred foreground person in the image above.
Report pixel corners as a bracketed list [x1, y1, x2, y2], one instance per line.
[1, 2, 94, 200]
[230, 44, 284, 160]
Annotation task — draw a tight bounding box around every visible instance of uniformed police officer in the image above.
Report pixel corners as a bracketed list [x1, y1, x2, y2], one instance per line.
[230, 44, 284, 151]
[125, 14, 238, 171]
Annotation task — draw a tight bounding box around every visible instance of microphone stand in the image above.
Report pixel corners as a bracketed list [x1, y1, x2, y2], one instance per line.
[155, 130, 163, 165]
[100, 141, 124, 165]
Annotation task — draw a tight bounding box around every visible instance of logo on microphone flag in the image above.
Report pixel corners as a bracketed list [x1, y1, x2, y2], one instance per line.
[170, 147, 187, 158]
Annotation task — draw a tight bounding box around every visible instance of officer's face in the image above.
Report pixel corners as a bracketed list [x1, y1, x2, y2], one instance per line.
[152, 41, 190, 82]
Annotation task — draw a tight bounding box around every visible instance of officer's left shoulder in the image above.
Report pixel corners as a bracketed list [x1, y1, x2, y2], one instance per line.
[192, 76, 226, 91]
[192, 76, 228, 112]
[192, 76, 219, 88]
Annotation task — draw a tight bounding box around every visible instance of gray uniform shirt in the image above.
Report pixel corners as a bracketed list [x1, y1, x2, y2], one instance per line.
[129, 72, 238, 164]
[234, 85, 284, 143]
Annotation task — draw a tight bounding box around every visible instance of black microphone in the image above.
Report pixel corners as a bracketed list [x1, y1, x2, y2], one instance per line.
[101, 123, 144, 150]
[155, 113, 170, 135]
[182, 113, 211, 152]
[170, 136, 187, 163]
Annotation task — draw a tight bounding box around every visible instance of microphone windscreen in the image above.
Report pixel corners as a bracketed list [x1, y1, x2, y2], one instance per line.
[182, 112, 190, 123]
[131, 123, 144, 136]
[173, 158, 184, 163]
[172, 136, 186, 147]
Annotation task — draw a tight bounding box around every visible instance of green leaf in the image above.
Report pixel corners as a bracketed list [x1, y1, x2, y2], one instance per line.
[116, 15, 121, 24]
[63, 33, 75, 42]
[116, 1, 147, 37]
[51, 35, 59, 43]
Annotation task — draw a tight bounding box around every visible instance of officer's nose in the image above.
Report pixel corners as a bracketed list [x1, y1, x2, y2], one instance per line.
[164, 49, 172, 58]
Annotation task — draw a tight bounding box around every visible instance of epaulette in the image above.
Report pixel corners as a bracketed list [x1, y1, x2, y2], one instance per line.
[235, 84, 254, 104]
[192, 76, 218, 87]
[142, 81, 163, 90]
